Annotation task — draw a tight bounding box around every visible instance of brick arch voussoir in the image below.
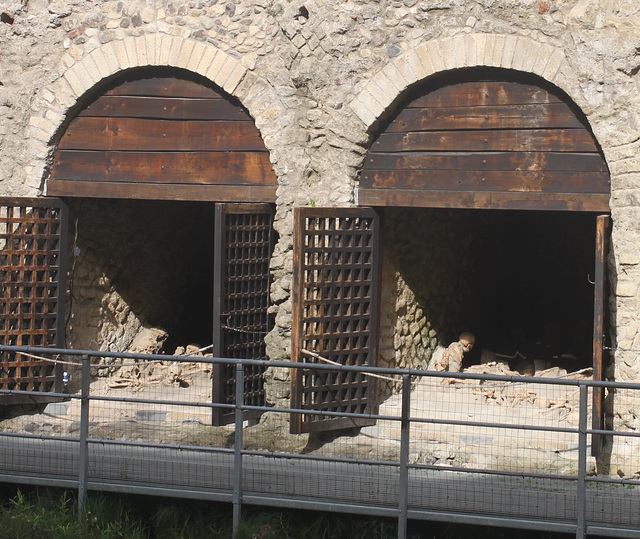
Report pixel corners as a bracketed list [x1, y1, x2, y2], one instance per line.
[348, 33, 576, 131]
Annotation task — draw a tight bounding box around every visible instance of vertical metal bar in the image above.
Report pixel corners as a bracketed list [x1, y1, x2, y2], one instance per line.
[78, 354, 90, 519]
[232, 362, 244, 539]
[212, 203, 224, 426]
[576, 382, 588, 539]
[398, 373, 411, 539]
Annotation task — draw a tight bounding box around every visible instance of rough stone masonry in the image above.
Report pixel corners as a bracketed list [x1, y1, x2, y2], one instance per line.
[2, 0, 640, 465]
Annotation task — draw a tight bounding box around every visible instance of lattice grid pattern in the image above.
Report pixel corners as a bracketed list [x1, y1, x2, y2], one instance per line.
[213, 204, 274, 424]
[292, 208, 380, 433]
[0, 201, 66, 396]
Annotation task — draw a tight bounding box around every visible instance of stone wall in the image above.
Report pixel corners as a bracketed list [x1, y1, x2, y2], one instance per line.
[2, 0, 640, 463]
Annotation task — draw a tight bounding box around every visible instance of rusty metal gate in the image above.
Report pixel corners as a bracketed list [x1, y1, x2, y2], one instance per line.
[0, 198, 68, 404]
[290, 207, 381, 434]
[212, 203, 274, 425]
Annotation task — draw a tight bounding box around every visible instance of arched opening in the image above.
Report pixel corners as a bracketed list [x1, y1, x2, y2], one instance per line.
[47, 67, 277, 424]
[361, 68, 610, 378]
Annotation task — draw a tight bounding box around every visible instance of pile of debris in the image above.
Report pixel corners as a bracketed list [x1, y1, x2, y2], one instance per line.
[108, 327, 212, 390]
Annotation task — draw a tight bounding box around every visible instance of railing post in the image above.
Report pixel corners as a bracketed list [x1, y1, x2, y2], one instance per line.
[398, 373, 411, 539]
[576, 382, 588, 539]
[232, 362, 244, 539]
[78, 354, 90, 519]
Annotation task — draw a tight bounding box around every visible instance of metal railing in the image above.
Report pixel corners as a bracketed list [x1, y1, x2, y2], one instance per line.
[1, 344, 640, 539]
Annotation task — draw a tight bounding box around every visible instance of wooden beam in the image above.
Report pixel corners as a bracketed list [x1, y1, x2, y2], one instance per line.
[46, 179, 277, 202]
[53, 150, 276, 185]
[388, 103, 584, 132]
[407, 81, 563, 108]
[59, 117, 267, 152]
[357, 188, 610, 212]
[81, 95, 252, 121]
[360, 170, 610, 194]
[366, 151, 607, 172]
[373, 129, 599, 153]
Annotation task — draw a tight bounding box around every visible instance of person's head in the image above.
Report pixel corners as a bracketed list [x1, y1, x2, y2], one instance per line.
[459, 332, 475, 353]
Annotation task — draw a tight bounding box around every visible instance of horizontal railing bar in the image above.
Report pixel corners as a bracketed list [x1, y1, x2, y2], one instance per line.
[86, 437, 235, 455]
[241, 448, 400, 467]
[408, 462, 579, 482]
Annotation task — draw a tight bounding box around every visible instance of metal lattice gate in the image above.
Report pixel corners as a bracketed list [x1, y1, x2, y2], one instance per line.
[291, 207, 380, 434]
[212, 203, 274, 426]
[0, 198, 68, 404]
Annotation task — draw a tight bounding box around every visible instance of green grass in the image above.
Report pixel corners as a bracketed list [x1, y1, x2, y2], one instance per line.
[0, 483, 577, 538]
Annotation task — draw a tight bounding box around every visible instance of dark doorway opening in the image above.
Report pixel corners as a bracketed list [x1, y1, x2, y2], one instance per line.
[380, 207, 598, 373]
[66, 199, 214, 354]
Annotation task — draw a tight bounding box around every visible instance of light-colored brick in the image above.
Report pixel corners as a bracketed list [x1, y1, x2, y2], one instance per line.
[382, 62, 409, 93]
[452, 34, 467, 68]
[222, 62, 247, 94]
[357, 86, 385, 118]
[473, 33, 488, 66]
[521, 40, 542, 72]
[144, 34, 158, 65]
[405, 49, 427, 81]
[134, 36, 148, 66]
[511, 36, 529, 71]
[114, 40, 130, 69]
[194, 45, 217, 77]
[349, 96, 377, 127]
[366, 79, 394, 110]
[177, 39, 195, 69]
[215, 54, 238, 89]
[414, 44, 436, 77]
[123, 37, 138, 68]
[542, 48, 566, 81]
[482, 34, 496, 66]
[531, 43, 555, 77]
[89, 49, 112, 79]
[426, 40, 445, 72]
[63, 66, 84, 97]
[82, 53, 102, 84]
[204, 49, 228, 82]
[167, 36, 184, 66]
[372, 69, 402, 100]
[186, 42, 207, 73]
[158, 35, 174, 65]
[501, 34, 518, 69]
[439, 37, 456, 70]
[102, 43, 120, 73]
[464, 34, 478, 67]
[393, 56, 418, 87]
[491, 35, 506, 67]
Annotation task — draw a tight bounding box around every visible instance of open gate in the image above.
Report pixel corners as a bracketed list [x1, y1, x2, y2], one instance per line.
[0, 198, 67, 404]
[290, 207, 381, 434]
[212, 203, 274, 426]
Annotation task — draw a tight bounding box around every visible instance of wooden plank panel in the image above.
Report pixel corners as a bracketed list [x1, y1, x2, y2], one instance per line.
[59, 117, 267, 152]
[374, 129, 599, 153]
[81, 96, 252, 121]
[361, 170, 610, 194]
[53, 150, 277, 185]
[105, 77, 225, 98]
[388, 103, 584, 132]
[366, 152, 607, 172]
[407, 81, 562, 108]
[357, 188, 610, 212]
[46, 179, 277, 202]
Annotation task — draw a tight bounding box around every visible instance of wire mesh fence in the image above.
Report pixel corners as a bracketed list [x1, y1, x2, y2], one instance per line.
[1, 345, 640, 538]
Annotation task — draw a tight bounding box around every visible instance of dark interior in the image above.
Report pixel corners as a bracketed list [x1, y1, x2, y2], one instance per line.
[384, 207, 598, 372]
[69, 199, 215, 353]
